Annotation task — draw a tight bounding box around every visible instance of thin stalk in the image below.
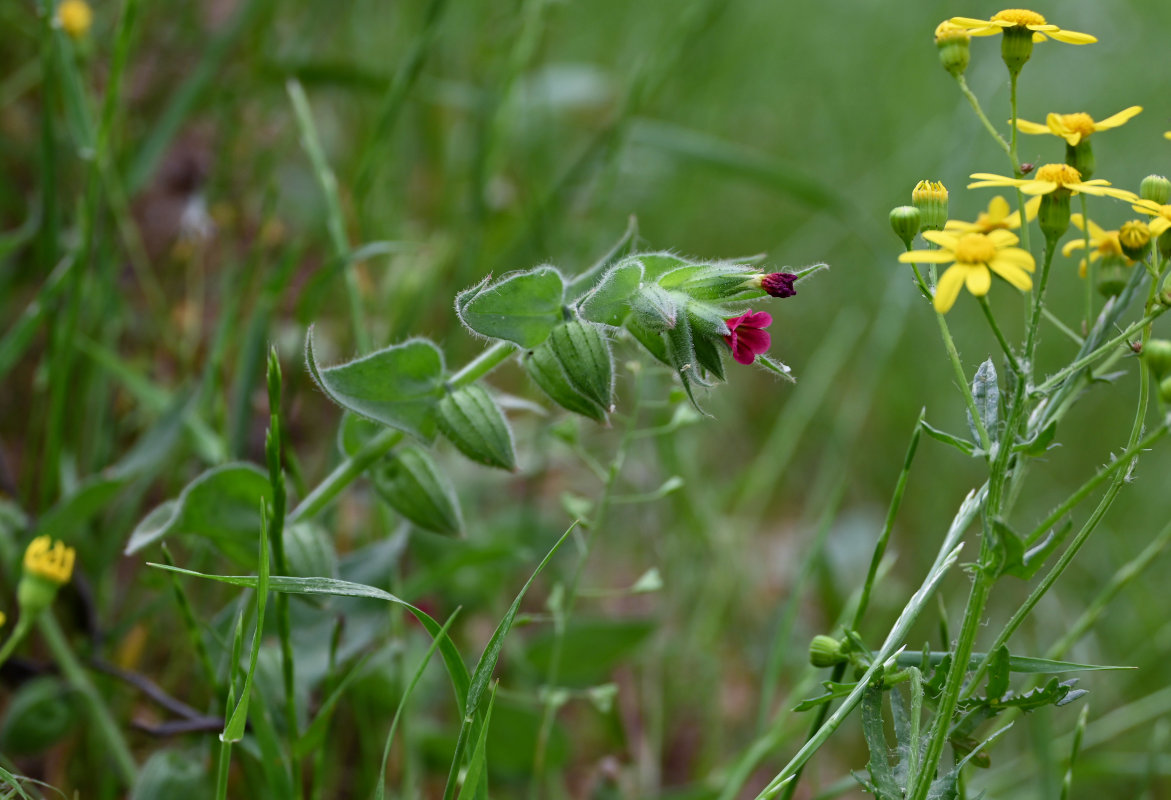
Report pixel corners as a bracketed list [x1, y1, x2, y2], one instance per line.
[1079, 194, 1092, 329]
[1024, 238, 1059, 372]
[955, 75, 1016, 171]
[978, 296, 1022, 377]
[1008, 71, 1032, 260]
[1032, 307, 1165, 396]
[38, 612, 138, 786]
[936, 309, 991, 451]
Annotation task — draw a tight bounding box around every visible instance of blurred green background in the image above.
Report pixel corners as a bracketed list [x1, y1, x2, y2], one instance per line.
[2, 0, 1171, 797]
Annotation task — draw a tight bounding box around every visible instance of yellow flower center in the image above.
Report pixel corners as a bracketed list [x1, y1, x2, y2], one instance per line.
[1034, 163, 1082, 186]
[1120, 220, 1152, 248]
[1057, 113, 1096, 137]
[992, 8, 1047, 26]
[954, 233, 997, 264]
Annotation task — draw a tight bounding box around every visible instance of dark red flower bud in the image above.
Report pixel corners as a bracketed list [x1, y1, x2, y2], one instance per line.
[760, 272, 798, 298]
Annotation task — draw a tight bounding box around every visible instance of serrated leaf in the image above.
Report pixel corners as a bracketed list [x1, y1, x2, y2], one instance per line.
[579, 261, 642, 327]
[307, 330, 444, 441]
[549, 321, 614, 410]
[371, 446, 462, 535]
[861, 684, 901, 799]
[455, 266, 565, 347]
[125, 464, 273, 563]
[1014, 420, 1058, 456]
[438, 385, 517, 470]
[921, 420, 977, 456]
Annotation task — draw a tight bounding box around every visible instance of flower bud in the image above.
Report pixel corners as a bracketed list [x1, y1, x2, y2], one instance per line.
[438, 384, 517, 470]
[934, 21, 971, 77]
[1039, 191, 1072, 243]
[1160, 375, 1171, 406]
[371, 447, 463, 535]
[1119, 220, 1152, 261]
[1140, 175, 1171, 205]
[56, 0, 92, 40]
[759, 272, 798, 298]
[1143, 339, 1171, 379]
[911, 181, 948, 231]
[549, 321, 615, 412]
[890, 205, 922, 248]
[524, 339, 608, 421]
[1095, 256, 1129, 298]
[808, 635, 848, 668]
[17, 537, 75, 618]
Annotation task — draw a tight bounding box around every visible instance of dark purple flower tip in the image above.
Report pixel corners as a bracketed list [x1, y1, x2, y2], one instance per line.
[761, 272, 798, 298]
[723, 310, 773, 365]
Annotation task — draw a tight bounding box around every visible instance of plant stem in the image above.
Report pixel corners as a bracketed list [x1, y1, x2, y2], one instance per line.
[1032, 307, 1165, 396]
[38, 612, 138, 786]
[936, 310, 991, 452]
[956, 75, 1016, 171]
[1024, 238, 1059, 373]
[978, 296, 1023, 377]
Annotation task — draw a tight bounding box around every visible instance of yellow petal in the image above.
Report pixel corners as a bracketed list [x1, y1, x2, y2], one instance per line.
[1046, 29, 1097, 44]
[986, 229, 1020, 246]
[899, 250, 955, 264]
[1061, 131, 1083, 146]
[1023, 196, 1042, 220]
[1015, 118, 1052, 135]
[993, 247, 1035, 271]
[944, 220, 979, 233]
[1094, 105, 1142, 130]
[970, 172, 1014, 182]
[1062, 240, 1087, 256]
[1018, 181, 1057, 195]
[950, 16, 993, 26]
[988, 196, 1010, 219]
[1165, 131, 1171, 140]
[922, 230, 960, 249]
[1069, 213, 1087, 232]
[1027, 24, 1060, 32]
[988, 259, 1033, 291]
[1031, 31, 1047, 42]
[965, 266, 991, 296]
[1133, 199, 1163, 215]
[1086, 218, 1107, 239]
[933, 265, 967, 313]
[1150, 217, 1171, 236]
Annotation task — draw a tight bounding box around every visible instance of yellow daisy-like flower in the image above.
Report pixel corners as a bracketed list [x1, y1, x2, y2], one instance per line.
[56, 0, 93, 40]
[23, 536, 76, 586]
[1164, 131, 1171, 141]
[1015, 107, 1143, 147]
[968, 164, 1138, 202]
[1132, 199, 1171, 236]
[1063, 215, 1126, 276]
[898, 229, 1035, 313]
[944, 195, 1041, 234]
[950, 9, 1096, 44]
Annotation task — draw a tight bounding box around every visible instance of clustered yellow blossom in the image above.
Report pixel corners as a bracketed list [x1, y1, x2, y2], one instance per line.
[899, 229, 1036, 313]
[1064, 215, 1126, 276]
[23, 536, 76, 586]
[1015, 107, 1143, 147]
[969, 164, 1138, 201]
[56, 0, 93, 39]
[950, 9, 1096, 44]
[1132, 200, 1171, 236]
[945, 195, 1041, 234]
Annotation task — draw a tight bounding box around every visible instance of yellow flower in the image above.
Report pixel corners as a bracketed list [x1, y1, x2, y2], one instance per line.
[1015, 107, 1142, 147]
[1164, 131, 1171, 141]
[1118, 220, 1152, 260]
[950, 9, 1096, 44]
[56, 0, 93, 39]
[898, 229, 1035, 313]
[1132, 199, 1171, 236]
[969, 164, 1138, 202]
[944, 195, 1041, 234]
[0, 611, 5, 628]
[1063, 215, 1126, 277]
[23, 536, 76, 586]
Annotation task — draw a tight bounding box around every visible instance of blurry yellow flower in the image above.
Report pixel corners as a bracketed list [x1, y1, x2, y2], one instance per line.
[969, 164, 1138, 201]
[934, 21, 970, 43]
[950, 9, 1096, 44]
[1064, 215, 1126, 277]
[1118, 220, 1152, 260]
[23, 536, 75, 586]
[0, 611, 5, 628]
[898, 229, 1035, 313]
[1165, 132, 1171, 141]
[1015, 107, 1142, 147]
[1132, 200, 1171, 236]
[56, 0, 92, 39]
[945, 195, 1041, 234]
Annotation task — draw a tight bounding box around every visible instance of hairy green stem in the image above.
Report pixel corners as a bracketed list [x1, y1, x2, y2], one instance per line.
[936, 309, 991, 452]
[978, 296, 1023, 377]
[956, 75, 1016, 171]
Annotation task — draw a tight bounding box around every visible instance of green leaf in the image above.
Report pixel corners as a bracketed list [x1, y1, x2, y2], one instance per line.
[634, 252, 692, 282]
[624, 315, 670, 366]
[456, 687, 496, 800]
[125, 464, 273, 564]
[0, 677, 77, 755]
[921, 420, 977, 456]
[438, 385, 517, 470]
[130, 749, 212, 800]
[147, 565, 472, 711]
[861, 684, 901, 799]
[306, 330, 445, 441]
[893, 651, 1131, 674]
[1002, 520, 1072, 580]
[629, 283, 678, 332]
[986, 645, 1010, 700]
[442, 524, 576, 800]
[967, 358, 999, 445]
[1014, 419, 1058, 456]
[456, 266, 565, 347]
[578, 260, 642, 327]
[371, 446, 463, 535]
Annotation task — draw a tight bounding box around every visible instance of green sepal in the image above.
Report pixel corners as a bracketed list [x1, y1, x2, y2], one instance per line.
[658, 262, 756, 301]
[372, 446, 463, 535]
[455, 266, 566, 348]
[579, 260, 642, 327]
[523, 339, 607, 422]
[549, 321, 614, 411]
[438, 384, 517, 470]
[625, 316, 670, 366]
[629, 284, 678, 332]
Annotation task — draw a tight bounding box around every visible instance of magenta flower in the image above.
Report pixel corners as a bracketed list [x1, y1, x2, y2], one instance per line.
[723, 310, 772, 365]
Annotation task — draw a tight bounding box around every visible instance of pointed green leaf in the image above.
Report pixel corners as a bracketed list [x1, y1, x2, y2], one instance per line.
[921, 420, 977, 456]
[221, 504, 270, 742]
[456, 267, 565, 347]
[986, 645, 1010, 700]
[306, 330, 444, 441]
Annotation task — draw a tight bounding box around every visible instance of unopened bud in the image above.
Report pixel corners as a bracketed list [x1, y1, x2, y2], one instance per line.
[438, 384, 517, 470]
[1119, 220, 1152, 261]
[809, 635, 848, 668]
[912, 181, 948, 231]
[934, 21, 971, 77]
[1140, 175, 1171, 205]
[1095, 257, 1129, 298]
[759, 272, 798, 298]
[1000, 24, 1035, 76]
[890, 205, 922, 248]
[56, 0, 92, 40]
[1065, 141, 1095, 181]
[1144, 340, 1171, 379]
[1039, 191, 1072, 243]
